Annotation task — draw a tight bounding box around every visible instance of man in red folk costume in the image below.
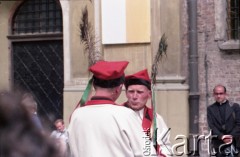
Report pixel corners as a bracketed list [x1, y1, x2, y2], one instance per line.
[123, 69, 172, 157]
[68, 61, 148, 157]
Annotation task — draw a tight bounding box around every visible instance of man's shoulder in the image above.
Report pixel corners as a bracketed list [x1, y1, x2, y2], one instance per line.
[207, 103, 217, 112]
[111, 105, 137, 114]
[73, 104, 135, 115]
[51, 130, 57, 133]
[228, 101, 240, 110]
[50, 130, 58, 136]
[228, 101, 240, 107]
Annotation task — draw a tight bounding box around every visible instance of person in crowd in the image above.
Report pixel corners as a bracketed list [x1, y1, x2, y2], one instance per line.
[20, 92, 43, 130]
[207, 84, 240, 157]
[68, 60, 147, 157]
[51, 119, 69, 156]
[0, 91, 63, 157]
[123, 69, 172, 157]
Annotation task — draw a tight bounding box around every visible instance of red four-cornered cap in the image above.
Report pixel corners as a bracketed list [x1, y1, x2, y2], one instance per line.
[124, 69, 151, 90]
[125, 69, 151, 82]
[89, 61, 129, 80]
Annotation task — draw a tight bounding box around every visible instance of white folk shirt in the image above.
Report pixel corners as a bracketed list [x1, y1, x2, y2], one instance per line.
[137, 108, 172, 157]
[68, 104, 148, 157]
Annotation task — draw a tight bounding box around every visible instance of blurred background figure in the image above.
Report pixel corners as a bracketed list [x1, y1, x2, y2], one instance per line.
[51, 119, 69, 157]
[0, 91, 63, 157]
[20, 92, 43, 130]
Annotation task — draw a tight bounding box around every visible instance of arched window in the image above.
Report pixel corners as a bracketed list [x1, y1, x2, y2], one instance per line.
[10, 0, 64, 124]
[12, 0, 62, 34]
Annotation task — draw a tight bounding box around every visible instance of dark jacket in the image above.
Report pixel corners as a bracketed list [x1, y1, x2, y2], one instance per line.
[207, 100, 240, 148]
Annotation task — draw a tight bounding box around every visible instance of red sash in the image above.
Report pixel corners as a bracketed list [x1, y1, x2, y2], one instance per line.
[122, 104, 166, 157]
[142, 107, 153, 131]
[143, 107, 166, 157]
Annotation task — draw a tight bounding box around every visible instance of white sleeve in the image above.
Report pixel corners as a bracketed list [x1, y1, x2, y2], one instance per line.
[156, 114, 172, 156]
[119, 111, 148, 157]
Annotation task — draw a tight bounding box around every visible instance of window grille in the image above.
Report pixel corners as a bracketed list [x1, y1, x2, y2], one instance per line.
[227, 0, 240, 40]
[11, 0, 64, 121]
[12, 0, 62, 34]
[13, 41, 64, 120]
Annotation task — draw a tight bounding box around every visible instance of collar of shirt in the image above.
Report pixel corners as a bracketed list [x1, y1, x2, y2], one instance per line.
[217, 99, 227, 105]
[136, 108, 144, 120]
[58, 128, 66, 133]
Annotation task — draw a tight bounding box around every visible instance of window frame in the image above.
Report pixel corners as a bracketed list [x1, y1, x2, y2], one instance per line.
[227, 0, 239, 40]
[214, 0, 239, 50]
[11, 0, 63, 35]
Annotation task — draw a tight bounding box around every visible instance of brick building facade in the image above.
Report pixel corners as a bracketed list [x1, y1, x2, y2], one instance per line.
[182, 0, 240, 155]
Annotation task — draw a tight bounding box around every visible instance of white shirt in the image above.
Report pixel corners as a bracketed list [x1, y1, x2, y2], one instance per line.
[51, 129, 68, 143]
[137, 108, 172, 157]
[68, 104, 147, 157]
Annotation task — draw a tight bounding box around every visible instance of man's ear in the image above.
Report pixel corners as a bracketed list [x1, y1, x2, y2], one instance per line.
[125, 87, 128, 94]
[149, 90, 152, 95]
[117, 84, 123, 92]
[148, 90, 152, 98]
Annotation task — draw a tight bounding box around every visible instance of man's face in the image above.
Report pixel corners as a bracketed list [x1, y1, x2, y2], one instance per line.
[55, 122, 65, 132]
[126, 85, 151, 111]
[213, 86, 227, 103]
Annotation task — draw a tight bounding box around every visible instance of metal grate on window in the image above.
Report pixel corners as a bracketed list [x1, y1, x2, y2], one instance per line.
[13, 41, 63, 121]
[227, 0, 240, 40]
[12, 0, 62, 34]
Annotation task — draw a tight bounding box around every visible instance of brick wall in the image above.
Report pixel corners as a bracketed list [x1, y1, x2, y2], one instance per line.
[182, 0, 240, 156]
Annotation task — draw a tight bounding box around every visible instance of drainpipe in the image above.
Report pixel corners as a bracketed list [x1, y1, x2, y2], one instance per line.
[187, 0, 200, 156]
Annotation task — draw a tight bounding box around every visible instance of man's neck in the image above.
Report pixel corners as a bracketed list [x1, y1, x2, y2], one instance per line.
[136, 107, 145, 120]
[94, 89, 115, 101]
[93, 93, 113, 100]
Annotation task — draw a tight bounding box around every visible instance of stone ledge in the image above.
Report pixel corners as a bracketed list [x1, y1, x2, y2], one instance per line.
[156, 76, 186, 84]
[64, 76, 189, 91]
[154, 76, 188, 91]
[64, 78, 90, 91]
[64, 86, 86, 92]
[218, 40, 240, 50]
[155, 83, 189, 91]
